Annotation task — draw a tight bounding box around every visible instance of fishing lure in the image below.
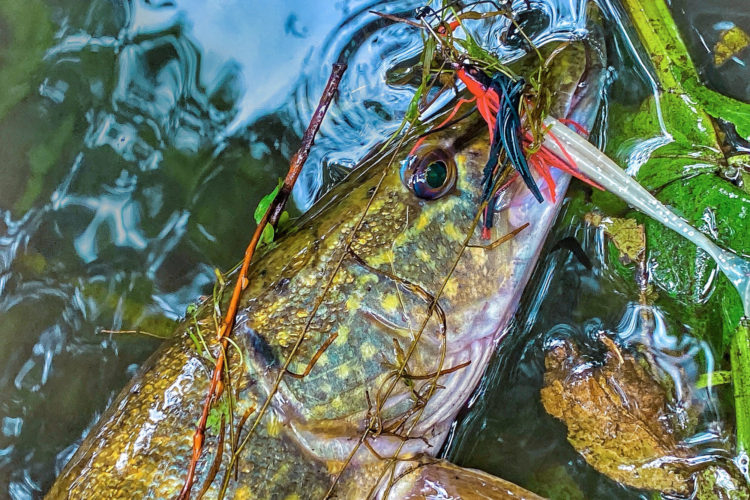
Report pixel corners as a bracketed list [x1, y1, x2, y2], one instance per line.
[414, 62, 600, 236]
[407, 10, 603, 237]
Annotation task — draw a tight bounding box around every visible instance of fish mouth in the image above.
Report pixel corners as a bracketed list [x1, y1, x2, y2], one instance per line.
[406, 335, 497, 436]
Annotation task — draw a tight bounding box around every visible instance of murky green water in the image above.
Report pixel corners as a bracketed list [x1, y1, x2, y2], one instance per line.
[0, 0, 747, 498]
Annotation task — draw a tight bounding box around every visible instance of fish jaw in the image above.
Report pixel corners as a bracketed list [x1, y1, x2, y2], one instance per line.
[385, 171, 576, 444]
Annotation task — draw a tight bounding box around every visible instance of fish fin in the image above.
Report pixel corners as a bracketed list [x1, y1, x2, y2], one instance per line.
[386, 459, 546, 499]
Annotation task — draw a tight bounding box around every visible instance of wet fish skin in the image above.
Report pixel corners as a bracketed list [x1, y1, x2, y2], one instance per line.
[47, 8, 606, 499]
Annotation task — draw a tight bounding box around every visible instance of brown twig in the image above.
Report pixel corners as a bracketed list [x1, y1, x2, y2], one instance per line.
[231, 405, 255, 480]
[369, 10, 424, 29]
[269, 63, 347, 226]
[285, 331, 338, 379]
[466, 222, 529, 250]
[177, 62, 346, 500]
[98, 328, 169, 339]
[195, 413, 225, 500]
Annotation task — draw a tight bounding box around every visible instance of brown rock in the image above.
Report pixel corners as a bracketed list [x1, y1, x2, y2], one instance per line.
[540, 337, 692, 494]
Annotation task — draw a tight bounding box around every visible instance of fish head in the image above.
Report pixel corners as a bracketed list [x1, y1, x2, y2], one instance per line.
[253, 17, 608, 450]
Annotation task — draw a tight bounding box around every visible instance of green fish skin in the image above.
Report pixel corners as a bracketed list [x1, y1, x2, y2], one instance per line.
[46, 6, 606, 500]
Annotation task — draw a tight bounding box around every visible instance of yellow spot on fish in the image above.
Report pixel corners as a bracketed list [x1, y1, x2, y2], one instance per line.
[266, 414, 283, 437]
[443, 278, 459, 298]
[356, 273, 378, 287]
[346, 294, 361, 311]
[444, 222, 463, 242]
[316, 352, 329, 367]
[416, 248, 431, 263]
[329, 395, 345, 412]
[334, 325, 349, 346]
[455, 154, 468, 179]
[381, 293, 400, 313]
[415, 212, 431, 230]
[271, 463, 291, 485]
[326, 460, 345, 474]
[276, 330, 295, 347]
[367, 250, 393, 267]
[284, 494, 301, 500]
[234, 486, 254, 500]
[337, 363, 351, 379]
[360, 342, 378, 360]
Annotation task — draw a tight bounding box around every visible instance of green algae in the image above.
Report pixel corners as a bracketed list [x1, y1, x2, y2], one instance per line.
[0, 1, 54, 120]
[731, 319, 750, 456]
[592, 0, 750, 355]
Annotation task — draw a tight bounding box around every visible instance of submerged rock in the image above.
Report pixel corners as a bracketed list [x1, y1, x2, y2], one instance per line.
[540, 336, 693, 494]
[541, 335, 750, 497]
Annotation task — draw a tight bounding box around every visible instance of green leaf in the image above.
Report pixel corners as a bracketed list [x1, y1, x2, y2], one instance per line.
[421, 36, 436, 92]
[405, 81, 425, 123]
[254, 179, 284, 244]
[680, 75, 750, 141]
[206, 397, 229, 435]
[695, 371, 731, 389]
[600, 65, 749, 355]
[731, 320, 750, 454]
[620, 0, 750, 141]
[619, 0, 699, 93]
[254, 179, 283, 224]
[260, 224, 274, 245]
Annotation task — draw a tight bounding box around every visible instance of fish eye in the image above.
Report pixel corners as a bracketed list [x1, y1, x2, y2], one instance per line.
[423, 161, 447, 189]
[401, 150, 456, 200]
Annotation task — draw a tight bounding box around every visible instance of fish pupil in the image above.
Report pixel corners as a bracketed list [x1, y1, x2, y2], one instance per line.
[425, 161, 447, 188]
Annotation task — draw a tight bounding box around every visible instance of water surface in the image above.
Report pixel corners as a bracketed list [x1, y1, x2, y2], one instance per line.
[0, 0, 747, 498]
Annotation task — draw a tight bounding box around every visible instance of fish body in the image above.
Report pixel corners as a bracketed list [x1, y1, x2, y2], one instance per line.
[47, 8, 606, 499]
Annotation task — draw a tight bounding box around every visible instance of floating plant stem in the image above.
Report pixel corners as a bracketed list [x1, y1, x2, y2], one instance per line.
[543, 116, 750, 317]
[731, 319, 750, 474]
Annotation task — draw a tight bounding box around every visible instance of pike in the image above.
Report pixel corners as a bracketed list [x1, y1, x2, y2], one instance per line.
[47, 5, 607, 499]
